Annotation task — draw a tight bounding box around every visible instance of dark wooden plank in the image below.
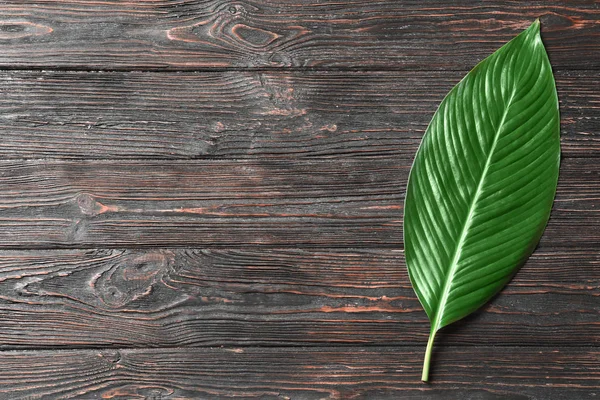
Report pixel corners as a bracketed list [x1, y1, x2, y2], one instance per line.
[0, 1, 596, 70]
[0, 158, 595, 248]
[0, 347, 596, 399]
[0, 70, 596, 158]
[0, 247, 595, 348]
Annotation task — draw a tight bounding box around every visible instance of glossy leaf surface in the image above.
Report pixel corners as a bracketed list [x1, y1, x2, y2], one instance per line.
[403, 20, 560, 381]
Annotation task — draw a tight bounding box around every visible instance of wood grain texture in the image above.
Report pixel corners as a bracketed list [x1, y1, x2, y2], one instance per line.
[0, 1, 597, 70]
[0, 0, 597, 396]
[0, 158, 594, 248]
[0, 347, 596, 399]
[0, 70, 596, 159]
[0, 247, 595, 349]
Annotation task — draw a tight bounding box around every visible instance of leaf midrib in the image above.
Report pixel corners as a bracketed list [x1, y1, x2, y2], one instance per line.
[431, 89, 517, 332]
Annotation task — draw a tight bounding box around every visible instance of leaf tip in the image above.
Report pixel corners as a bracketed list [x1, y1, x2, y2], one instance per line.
[524, 18, 542, 43]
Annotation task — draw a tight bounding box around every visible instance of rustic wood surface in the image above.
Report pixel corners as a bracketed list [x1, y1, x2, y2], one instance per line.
[0, 158, 595, 248]
[0, 248, 595, 349]
[0, 347, 597, 399]
[0, 1, 597, 70]
[0, 70, 596, 159]
[0, 0, 597, 398]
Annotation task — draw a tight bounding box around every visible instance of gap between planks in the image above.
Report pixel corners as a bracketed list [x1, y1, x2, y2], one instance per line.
[0, 66, 595, 73]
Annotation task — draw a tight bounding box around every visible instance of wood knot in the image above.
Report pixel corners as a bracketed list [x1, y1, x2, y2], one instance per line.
[101, 385, 174, 400]
[77, 193, 96, 216]
[231, 23, 280, 48]
[226, 3, 247, 15]
[94, 251, 174, 308]
[319, 124, 338, 133]
[77, 193, 118, 217]
[98, 350, 121, 364]
[0, 21, 52, 40]
[165, 2, 308, 66]
[540, 13, 587, 31]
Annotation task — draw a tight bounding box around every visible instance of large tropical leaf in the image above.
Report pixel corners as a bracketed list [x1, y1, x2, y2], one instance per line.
[403, 20, 560, 382]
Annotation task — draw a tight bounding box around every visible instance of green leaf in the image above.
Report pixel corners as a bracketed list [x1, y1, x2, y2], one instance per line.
[403, 20, 560, 382]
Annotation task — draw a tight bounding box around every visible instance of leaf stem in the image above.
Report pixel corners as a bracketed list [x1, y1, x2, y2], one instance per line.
[422, 329, 436, 382]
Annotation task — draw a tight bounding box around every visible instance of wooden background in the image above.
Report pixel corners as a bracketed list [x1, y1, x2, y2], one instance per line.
[0, 1, 597, 399]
